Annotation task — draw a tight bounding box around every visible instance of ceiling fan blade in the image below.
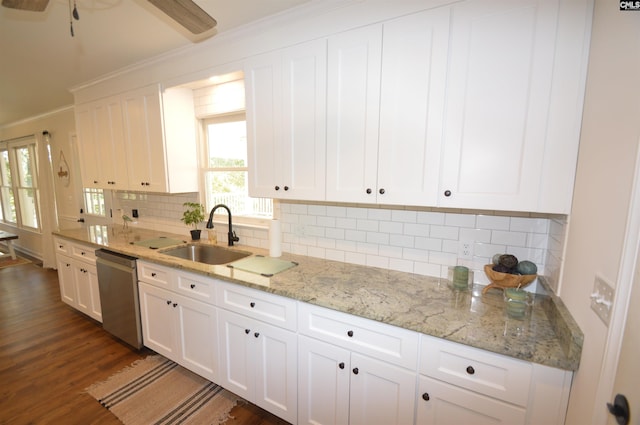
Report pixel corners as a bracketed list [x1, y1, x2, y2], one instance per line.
[2, 0, 49, 11]
[147, 0, 217, 34]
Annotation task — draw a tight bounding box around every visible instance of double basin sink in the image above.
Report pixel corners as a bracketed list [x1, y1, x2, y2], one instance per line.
[160, 244, 251, 265]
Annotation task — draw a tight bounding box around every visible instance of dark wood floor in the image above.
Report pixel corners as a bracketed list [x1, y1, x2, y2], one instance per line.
[0, 260, 288, 425]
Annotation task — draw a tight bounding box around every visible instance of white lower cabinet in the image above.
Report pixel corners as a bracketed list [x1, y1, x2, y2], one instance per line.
[298, 303, 419, 425]
[298, 335, 415, 425]
[54, 238, 101, 322]
[417, 335, 572, 425]
[218, 308, 297, 424]
[138, 281, 218, 382]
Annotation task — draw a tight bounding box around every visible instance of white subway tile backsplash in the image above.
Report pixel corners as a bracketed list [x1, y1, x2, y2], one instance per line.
[113, 192, 564, 292]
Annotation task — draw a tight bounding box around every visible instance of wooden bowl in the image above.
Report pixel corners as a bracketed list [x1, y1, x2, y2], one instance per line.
[482, 264, 537, 294]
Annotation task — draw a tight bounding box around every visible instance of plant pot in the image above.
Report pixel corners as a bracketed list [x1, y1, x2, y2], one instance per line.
[190, 229, 201, 241]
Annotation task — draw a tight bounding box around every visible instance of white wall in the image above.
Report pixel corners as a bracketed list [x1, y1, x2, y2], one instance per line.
[0, 107, 77, 261]
[561, 2, 640, 423]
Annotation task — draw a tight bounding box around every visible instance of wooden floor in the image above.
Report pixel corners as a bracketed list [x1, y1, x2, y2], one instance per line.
[0, 261, 289, 425]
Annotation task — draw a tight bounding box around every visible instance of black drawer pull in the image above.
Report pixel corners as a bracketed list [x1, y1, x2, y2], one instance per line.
[347, 330, 354, 337]
[245, 329, 250, 334]
[190, 284, 196, 289]
[466, 366, 475, 375]
[166, 300, 171, 305]
[422, 393, 430, 401]
[352, 367, 359, 375]
[254, 332, 260, 338]
[338, 362, 345, 369]
[250, 302, 255, 308]
[151, 272, 157, 277]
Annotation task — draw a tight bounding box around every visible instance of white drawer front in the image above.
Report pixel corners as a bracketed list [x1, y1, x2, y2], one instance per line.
[175, 270, 216, 304]
[217, 281, 297, 331]
[137, 261, 173, 288]
[420, 335, 532, 406]
[54, 238, 71, 255]
[417, 375, 526, 425]
[299, 302, 419, 369]
[70, 242, 96, 263]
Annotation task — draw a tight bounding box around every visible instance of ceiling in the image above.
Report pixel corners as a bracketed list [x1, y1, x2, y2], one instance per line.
[0, 0, 310, 127]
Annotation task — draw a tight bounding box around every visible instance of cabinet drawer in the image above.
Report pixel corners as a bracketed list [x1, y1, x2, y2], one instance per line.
[137, 261, 173, 288]
[420, 335, 532, 407]
[216, 281, 297, 331]
[417, 375, 526, 425]
[70, 242, 96, 264]
[298, 302, 419, 370]
[54, 238, 70, 255]
[175, 270, 216, 304]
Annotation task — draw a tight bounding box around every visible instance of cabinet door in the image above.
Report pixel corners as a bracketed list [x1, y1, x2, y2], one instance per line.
[279, 39, 327, 201]
[122, 85, 168, 192]
[376, 7, 449, 206]
[326, 24, 382, 203]
[75, 104, 101, 189]
[348, 353, 416, 425]
[246, 50, 282, 198]
[253, 319, 298, 424]
[439, 0, 559, 211]
[416, 376, 526, 425]
[175, 296, 218, 382]
[138, 282, 179, 360]
[246, 39, 326, 201]
[56, 255, 75, 306]
[73, 260, 94, 318]
[217, 308, 254, 401]
[93, 96, 128, 190]
[298, 336, 350, 425]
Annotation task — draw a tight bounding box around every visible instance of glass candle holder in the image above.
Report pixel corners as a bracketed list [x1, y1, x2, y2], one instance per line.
[448, 265, 473, 291]
[503, 287, 533, 319]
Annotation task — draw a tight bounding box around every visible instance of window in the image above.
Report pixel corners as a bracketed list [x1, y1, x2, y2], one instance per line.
[202, 114, 272, 219]
[0, 137, 41, 231]
[83, 188, 107, 216]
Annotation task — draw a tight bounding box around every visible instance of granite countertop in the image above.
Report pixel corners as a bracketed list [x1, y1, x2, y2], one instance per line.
[53, 225, 583, 371]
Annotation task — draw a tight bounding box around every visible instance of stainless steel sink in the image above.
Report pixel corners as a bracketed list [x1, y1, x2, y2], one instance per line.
[160, 244, 251, 265]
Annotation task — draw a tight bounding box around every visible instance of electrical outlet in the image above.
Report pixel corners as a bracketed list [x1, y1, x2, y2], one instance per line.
[132, 209, 139, 218]
[458, 240, 473, 259]
[590, 274, 614, 326]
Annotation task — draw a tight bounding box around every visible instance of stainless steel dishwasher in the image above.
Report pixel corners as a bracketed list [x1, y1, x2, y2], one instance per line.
[95, 249, 142, 349]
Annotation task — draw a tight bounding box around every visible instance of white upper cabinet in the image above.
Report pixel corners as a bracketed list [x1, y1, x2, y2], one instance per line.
[122, 84, 198, 193]
[439, 0, 588, 213]
[326, 7, 450, 205]
[246, 38, 327, 200]
[75, 96, 128, 190]
[76, 84, 198, 194]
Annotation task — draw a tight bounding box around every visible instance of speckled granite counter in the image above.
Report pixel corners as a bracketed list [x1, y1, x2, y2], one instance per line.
[53, 225, 583, 371]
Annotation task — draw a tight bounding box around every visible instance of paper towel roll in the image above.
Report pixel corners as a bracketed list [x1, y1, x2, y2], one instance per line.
[269, 219, 282, 257]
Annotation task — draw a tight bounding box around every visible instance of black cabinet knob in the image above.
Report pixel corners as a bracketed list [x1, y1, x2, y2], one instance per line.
[245, 329, 250, 334]
[172, 303, 178, 308]
[275, 185, 280, 191]
[151, 273, 157, 277]
[166, 300, 171, 305]
[254, 332, 260, 338]
[352, 368, 359, 375]
[366, 188, 372, 194]
[347, 330, 354, 337]
[422, 393, 430, 401]
[444, 190, 452, 197]
[379, 188, 385, 195]
[190, 284, 195, 289]
[338, 362, 345, 369]
[284, 186, 289, 191]
[250, 302, 255, 308]
[466, 366, 475, 375]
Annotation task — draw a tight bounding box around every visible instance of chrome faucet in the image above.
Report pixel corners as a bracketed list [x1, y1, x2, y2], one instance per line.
[205, 204, 239, 246]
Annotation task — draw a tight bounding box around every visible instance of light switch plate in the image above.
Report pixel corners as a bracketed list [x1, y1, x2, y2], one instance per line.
[590, 274, 615, 326]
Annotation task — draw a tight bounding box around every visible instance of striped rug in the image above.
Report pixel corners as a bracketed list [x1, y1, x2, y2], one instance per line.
[86, 355, 242, 425]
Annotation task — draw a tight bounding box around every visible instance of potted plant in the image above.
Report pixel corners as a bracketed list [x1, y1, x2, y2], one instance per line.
[181, 202, 205, 240]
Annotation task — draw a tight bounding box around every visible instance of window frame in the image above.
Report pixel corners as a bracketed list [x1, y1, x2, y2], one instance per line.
[0, 136, 42, 232]
[198, 112, 273, 227]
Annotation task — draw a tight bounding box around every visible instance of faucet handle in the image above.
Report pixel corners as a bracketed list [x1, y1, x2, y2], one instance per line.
[231, 230, 239, 242]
